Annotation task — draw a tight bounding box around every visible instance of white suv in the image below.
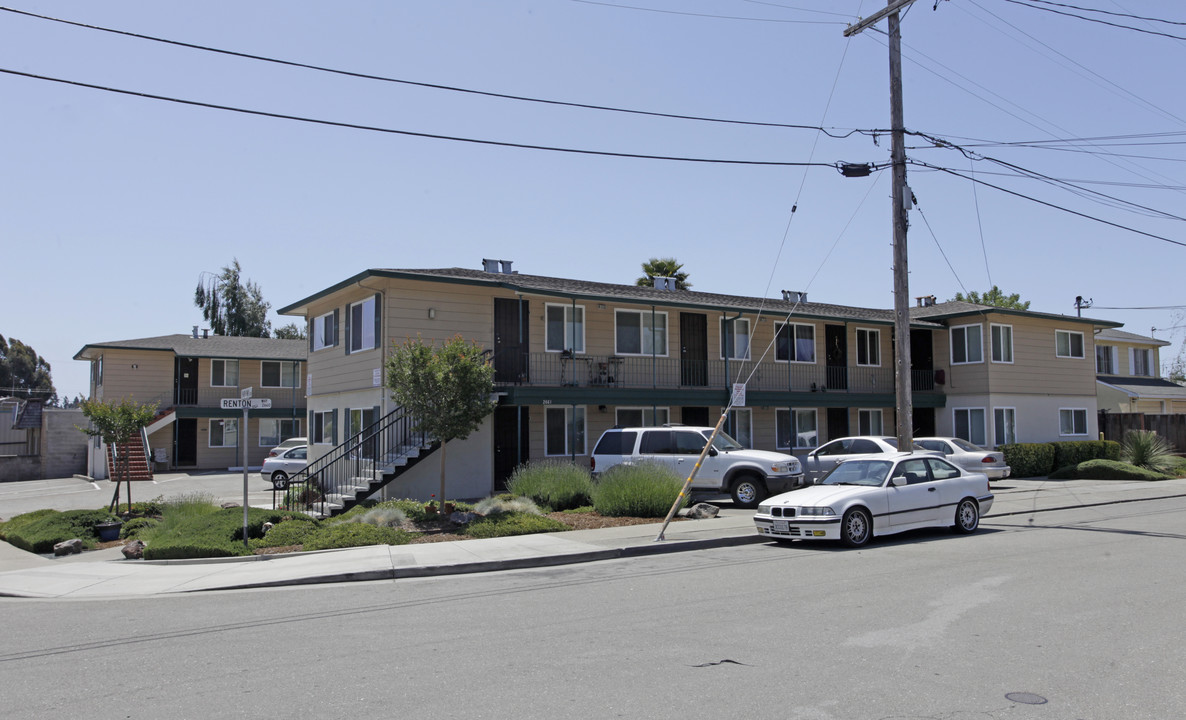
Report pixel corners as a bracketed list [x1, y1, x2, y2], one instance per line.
[590, 425, 806, 508]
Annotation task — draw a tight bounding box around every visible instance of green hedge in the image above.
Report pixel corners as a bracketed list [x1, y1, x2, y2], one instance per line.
[1048, 459, 1170, 481]
[0, 509, 119, 554]
[301, 523, 413, 551]
[461, 512, 569, 539]
[142, 507, 299, 559]
[1000, 441, 1122, 478]
[1052, 440, 1120, 470]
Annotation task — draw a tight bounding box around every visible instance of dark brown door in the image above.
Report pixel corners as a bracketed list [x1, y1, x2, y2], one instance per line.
[825, 325, 848, 390]
[493, 406, 530, 491]
[175, 357, 198, 405]
[494, 298, 529, 384]
[176, 419, 197, 466]
[826, 407, 848, 442]
[910, 329, 934, 391]
[680, 313, 708, 387]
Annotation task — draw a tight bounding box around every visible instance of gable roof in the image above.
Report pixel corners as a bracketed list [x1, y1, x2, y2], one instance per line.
[278, 267, 947, 328]
[74, 334, 308, 362]
[1095, 327, 1171, 347]
[1098, 375, 1186, 400]
[909, 300, 1119, 328]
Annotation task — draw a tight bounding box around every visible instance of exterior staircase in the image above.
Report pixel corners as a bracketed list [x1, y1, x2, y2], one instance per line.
[277, 405, 438, 518]
[105, 433, 154, 482]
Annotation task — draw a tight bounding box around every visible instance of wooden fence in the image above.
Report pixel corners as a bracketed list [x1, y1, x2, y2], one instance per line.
[1099, 413, 1186, 452]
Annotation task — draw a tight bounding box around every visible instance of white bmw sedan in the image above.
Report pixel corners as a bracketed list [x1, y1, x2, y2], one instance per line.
[754, 453, 994, 547]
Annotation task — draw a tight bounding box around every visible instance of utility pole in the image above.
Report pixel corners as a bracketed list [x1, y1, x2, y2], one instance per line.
[845, 0, 916, 449]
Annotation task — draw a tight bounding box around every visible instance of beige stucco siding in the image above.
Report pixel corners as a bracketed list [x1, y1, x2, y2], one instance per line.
[94, 349, 174, 405]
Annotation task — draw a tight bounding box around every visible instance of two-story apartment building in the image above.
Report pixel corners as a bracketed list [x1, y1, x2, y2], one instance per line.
[278, 261, 1115, 499]
[1095, 327, 1186, 414]
[74, 331, 307, 478]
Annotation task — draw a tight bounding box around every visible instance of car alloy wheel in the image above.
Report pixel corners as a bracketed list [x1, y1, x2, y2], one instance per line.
[841, 507, 871, 547]
[730, 476, 765, 509]
[271, 471, 289, 490]
[954, 498, 979, 534]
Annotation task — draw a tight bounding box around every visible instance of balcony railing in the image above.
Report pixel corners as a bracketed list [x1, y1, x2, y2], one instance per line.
[494, 352, 941, 395]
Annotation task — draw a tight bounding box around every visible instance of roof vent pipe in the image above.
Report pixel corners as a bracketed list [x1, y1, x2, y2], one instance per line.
[192, 325, 199, 339]
[500, 260, 514, 274]
[482, 258, 499, 273]
[203, 329, 209, 339]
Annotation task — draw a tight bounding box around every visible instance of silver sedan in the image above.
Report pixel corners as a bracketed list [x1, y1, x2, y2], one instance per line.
[915, 437, 1011, 480]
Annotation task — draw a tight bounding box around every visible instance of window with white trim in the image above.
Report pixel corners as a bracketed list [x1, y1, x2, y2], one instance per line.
[615, 310, 667, 355]
[1131, 348, 1152, 376]
[776, 408, 818, 449]
[858, 408, 883, 435]
[954, 407, 987, 446]
[1096, 345, 1117, 374]
[726, 408, 752, 448]
[347, 296, 378, 353]
[545, 406, 586, 456]
[994, 407, 1016, 446]
[856, 328, 880, 366]
[1059, 408, 1088, 436]
[775, 323, 816, 363]
[312, 311, 337, 351]
[1056, 330, 1084, 358]
[720, 318, 751, 360]
[259, 419, 300, 447]
[209, 418, 237, 448]
[991, 324, 1013, 363]
[616, 407, 669, 427]
[545, 304, 585, 353]
[312, 410, 336, 445]
[261, 361, 300, 388]
[952, 324, 984, 364]
[211, 359, 239, 387]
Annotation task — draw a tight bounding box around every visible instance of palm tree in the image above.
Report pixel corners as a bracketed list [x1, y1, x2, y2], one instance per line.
[636, 257, 691, 290]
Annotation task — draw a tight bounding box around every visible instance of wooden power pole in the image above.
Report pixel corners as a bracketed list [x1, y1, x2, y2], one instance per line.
[845, 0, 917, 450]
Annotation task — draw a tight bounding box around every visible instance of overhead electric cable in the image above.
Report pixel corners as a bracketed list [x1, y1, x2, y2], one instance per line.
[1014, 0, 1186, 26]
[998, 0, 1186, 41]
[0, 6, 863, 136]
[0, 66, 847, 167]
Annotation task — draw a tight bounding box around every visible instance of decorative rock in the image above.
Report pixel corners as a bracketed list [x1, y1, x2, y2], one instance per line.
[220, 502, 241, 509]
[686, 503, 720, 519]
[122, 539, 146, 560]
[53, 539, 83, 556]
[262, 522, 274, 532]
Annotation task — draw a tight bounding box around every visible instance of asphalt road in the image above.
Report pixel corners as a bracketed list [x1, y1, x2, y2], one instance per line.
[1, 495, 1182, 719]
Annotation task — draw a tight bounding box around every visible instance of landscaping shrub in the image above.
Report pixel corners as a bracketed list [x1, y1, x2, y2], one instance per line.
[0, 509, 119, 554]
[1000, 443, 1057, 478]
[343, 506, 408, 528]
[461, 512, 569, 539]
[120, 517, 160, 539]
[506, 460, 593, 511]
[1120, 430, 1178, 473]
[1048, 459, 1170, 481]
[141, 506, 299, 559]
[301, 523, 413, 550]
[591, 462, 685, 518]
[254, 518, 323, 548]
[473, 496, 542, 516]
[1053, 440, 1121, 470]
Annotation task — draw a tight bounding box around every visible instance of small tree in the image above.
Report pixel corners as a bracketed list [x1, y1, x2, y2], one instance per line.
[951, 286, 1030, 310]
[273, 322, 307, 340]
[194, 259, 273, 337]
[79, 398, 159, 515]
[385, 336, 496, 507]
[636, 257, 692, 290]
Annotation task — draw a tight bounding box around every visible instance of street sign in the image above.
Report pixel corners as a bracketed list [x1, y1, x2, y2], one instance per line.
[220, 398, 272, 410]
[241, 386, 253, 400]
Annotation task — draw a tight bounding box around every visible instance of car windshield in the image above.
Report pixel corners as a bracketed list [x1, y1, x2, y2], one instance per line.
[950, 438, 985, 452]
[820, 459, 893, 487]
[700, 430, 744, 451]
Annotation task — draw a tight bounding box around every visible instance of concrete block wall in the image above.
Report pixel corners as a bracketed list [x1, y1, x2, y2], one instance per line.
[40, 409, 88, 480]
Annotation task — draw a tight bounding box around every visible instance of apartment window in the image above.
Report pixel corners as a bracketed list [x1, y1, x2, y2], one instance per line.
[726, 408, 753, 448]
[854, 328, 880, 367]
[991, 324, 1013, 363]
[312, 310, 338, 352]
[954, 408, 987, 446]
[260, 419, 300, 447]
[994, 407, 1016, 446]
[545, 406, 587, 456]
[721, 318, 751, 360]
[776, 408, 818, 449]
[858, 409, 883, 435]
[1059, 408, 1088, 436]
[261, 361, 300, 388]
[346, 295, 379, 354]
[616, 407, 669, 427]
[546, 304, 585, 353]
[209, 419, 237, 448]
[1056, 330, 1084, 359]
[1096, 345, 1117, 374]
[211, 359, 239, 387]
[312, 410, 337, 445]
[94, 356, 104, 386]
[952, 324, 984, 364]
[776, 323, 816, 363]
[1131, 348, 1152, 376]
[615, 310, 668, 356]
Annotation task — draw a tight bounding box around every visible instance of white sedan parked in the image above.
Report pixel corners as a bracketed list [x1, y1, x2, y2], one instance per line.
[915, 437, 1011, 480]
[260, 445, 307, 489]
[754, 454, 994, 547]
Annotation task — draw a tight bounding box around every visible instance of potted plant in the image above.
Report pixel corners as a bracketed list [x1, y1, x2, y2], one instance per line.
[95, 518, 124, 542]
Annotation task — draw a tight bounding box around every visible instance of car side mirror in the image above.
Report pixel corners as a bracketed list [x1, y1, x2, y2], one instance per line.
[890, 474, 908, 487]
[707, 446, 718, 457]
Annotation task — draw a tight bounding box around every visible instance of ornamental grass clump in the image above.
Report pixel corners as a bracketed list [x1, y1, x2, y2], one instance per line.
[1120, 430, 1178, 474]
[473, 495, 542, 516]
[591, 461, 686, 518]
[506, 461, 593, 511]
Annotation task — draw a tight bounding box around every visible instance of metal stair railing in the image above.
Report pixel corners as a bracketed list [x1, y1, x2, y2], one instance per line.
[277, 406, 433, 517]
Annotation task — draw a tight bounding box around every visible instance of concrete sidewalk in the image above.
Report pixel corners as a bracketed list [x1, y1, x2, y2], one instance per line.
[2, 477, 1184, 599]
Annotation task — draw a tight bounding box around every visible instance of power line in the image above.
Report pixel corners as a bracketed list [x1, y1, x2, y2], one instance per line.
[0, 66, 846, 168]
[997, 0, 1186, 41]
[0, 6, 863, 136]
[1011, 0, 1186, 26]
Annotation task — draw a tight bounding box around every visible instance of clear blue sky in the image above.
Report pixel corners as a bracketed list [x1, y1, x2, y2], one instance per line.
[2, 0, 1183, 401]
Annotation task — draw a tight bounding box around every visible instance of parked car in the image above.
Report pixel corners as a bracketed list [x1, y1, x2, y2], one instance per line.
[754, 454, 994, 547]
[261, 445, 307, 489]
[267, 437, 307, 458]
[915, 437, 1011, 480]
[590, 425, 805, 508]
[803, 436, 934, 483]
